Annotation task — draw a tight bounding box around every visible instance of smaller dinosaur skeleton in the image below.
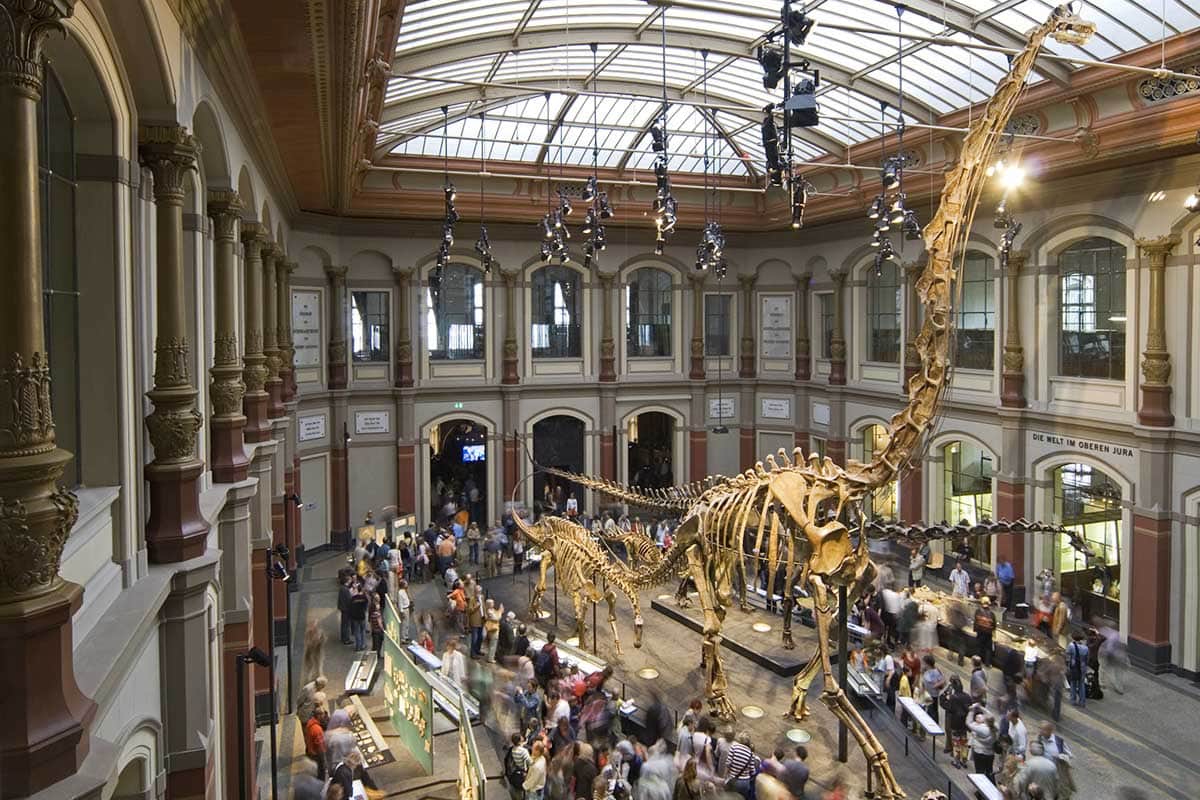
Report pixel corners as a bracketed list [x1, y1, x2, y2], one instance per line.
[512, 511, 646, 653]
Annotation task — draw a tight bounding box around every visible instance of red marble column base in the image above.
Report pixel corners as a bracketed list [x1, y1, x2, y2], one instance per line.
[1129, 513, 1172, 671]
[0, 582, 96, 800]
[330, 448, 349, 548]
[825, 438, 846, 467]
[166, 756, 213, 800]
[266, 378, 285, 419]
[292, 456, 303, 567]
[739, 352, 756, 379]
[600, 433, 615, 480]
[503, 434, 518, 499]
[899, 461, 923, 523]
[739, 427, 756, 471]
[995, 478, 1027, 599]
[502, 349, 520, 385]
[398, 445, 416, 514]
[243, 391, 271, 443]
[828, 359, 847, 386]
[794, 430, 809, 454]
[210, 415, 250, 483]
[599, 341, 616, 383]
[282, 471, 296, 572]
[328, 361, 347, 390]
[688, 430, 707, 482]
[280, 367, 295, 403]
[222, 621, 255, 800]
[396, 358, 414, 388]
[795, 354, 810, 382]
[145, 460, 210, 564]
[1137, 384, 1174, 428]
[1000, 372, 1027, 408]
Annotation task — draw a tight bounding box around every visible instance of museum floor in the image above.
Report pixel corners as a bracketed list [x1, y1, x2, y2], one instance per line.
[273, 550, 1200, 799]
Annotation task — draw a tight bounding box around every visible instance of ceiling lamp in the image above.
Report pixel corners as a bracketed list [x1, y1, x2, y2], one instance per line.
[433, 105, 456, 297]
[902, 208, 922, 241]
[582, 175, 597, 202]
[472, 111, 494, 273]
[534, 91, 570, 264]
[889, 193, 906, 226]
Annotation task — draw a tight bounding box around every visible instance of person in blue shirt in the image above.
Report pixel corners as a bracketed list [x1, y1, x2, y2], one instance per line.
[1066, 631, 1089, 707]
[996, 558, 1015, 610]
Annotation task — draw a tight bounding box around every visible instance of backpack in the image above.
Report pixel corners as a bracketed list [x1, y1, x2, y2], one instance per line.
[503, 746, 527, 787]
[1067, 643, 1085, 677]
[534, 647, 553, 677]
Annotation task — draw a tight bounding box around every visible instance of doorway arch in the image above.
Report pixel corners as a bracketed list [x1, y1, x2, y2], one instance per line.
[420, 413, 497, 530]
[619, 407, 684, 492]
[530, 414, 588, 517]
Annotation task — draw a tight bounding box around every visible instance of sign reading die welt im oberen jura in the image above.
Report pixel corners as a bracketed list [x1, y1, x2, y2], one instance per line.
[1027, 430, 1137, 472]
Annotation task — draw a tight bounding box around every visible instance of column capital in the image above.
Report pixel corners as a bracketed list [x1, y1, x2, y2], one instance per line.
[1006, 250, 1028, 274]
[687, 271, 706, 286]
[392, 266, 414, 284]
[325, 264, 348, 282]
[262, 241, 282, 262]
[278, 259, 297, 276]
[499, 267, 519, 287]
[598, 270, 616, 288]
[206, 191, 243, 241]
[241, 221, 266, 248]
[0, 0, 76, 97]
[737, 273, 757, 289]
[828, 268, 848, 286]
[138, 124, 199, 205]
[1136, 234, 1180, 263]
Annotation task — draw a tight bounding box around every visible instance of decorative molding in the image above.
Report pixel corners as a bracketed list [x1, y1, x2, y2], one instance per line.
[153, 337, 191, 388]
[1137, 65, 1200, 104]
[0, 0, 74, 97]
[0, 351, 55, 456]
[0, 486, 78, 599]
[138, 125, 199, 205]
[146, 403, 203, 463]
[207, 190, 244, 240]
[1004, 113, 1040, 136]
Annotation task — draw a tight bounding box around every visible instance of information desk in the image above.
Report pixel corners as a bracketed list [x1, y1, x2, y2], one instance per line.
[897, 697, 944, 761]
[346, 695, 394, 768]
[344, 652, 379, 695]
[527, 634, 607, 676]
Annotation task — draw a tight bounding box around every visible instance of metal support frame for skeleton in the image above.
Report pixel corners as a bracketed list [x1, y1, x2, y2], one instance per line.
[531, 8, 1096, 797]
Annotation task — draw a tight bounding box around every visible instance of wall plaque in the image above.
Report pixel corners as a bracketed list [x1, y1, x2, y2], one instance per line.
[761, 398, 791, 420]
[355, 410, 391, 435]
[292, 289, 322, 370]
[297, 414, 327, 442]
[708, 397, 734, 420]
[760, 295, 793, 360]
[812, 401, 831, 426]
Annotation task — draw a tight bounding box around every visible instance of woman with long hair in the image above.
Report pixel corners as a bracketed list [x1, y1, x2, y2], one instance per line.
[522, 740, 548, 799]
[672, 757, 701, 800]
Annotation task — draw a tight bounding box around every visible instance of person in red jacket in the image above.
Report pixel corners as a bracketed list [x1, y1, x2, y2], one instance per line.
[304, 702, 329, 779]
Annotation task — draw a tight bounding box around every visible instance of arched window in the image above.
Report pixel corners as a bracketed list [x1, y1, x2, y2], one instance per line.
[38, 64, 80, 486]
[1058, 238, 1126, 380]
[956, 251, 994, 370]
[426, 265, 484, 360]
[942, 440, 994, 564]
[862, 424, 896, 519]
[625, 267, 672, 358]
[866, 262, 900, 363]
[530, 265, 581, 358]
[1053, 463, 1121, 620]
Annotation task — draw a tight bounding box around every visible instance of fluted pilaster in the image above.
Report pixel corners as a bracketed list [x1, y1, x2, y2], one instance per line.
[393, 267, 414, 387]
[207, 191, 249, 481]
[738, 273, 756, 379]
[139, 123, 209, 564]
[501, 269, 519, 384]
[688, 273, 705, 380]
[598, 271, 616, 382]
[828, 270, 847, 385]
[1000, 251, 1027, 408]
[795, 272, 811, 381]
[277, 259, 297, 402]
[261, 242, 284, 417]
[0, 2, 95, 794]
[241, 223, 270, 441]
[1137, 235, 1179, 427]
[325, 265, 348, 389]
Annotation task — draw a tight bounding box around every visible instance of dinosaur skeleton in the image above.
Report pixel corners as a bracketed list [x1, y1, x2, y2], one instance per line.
[528, 8, 1095, 797]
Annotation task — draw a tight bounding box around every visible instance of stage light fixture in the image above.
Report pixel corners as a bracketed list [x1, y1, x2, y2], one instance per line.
[784, 78, 819, 128]
[762, 110, 783, 186]
[874, 215, 891, 236]
[651, 124, 668, 153]
[598, 192, 613, 219]
[1000, 163, 1025, 190]
[782, 7, 816, 45]
[889, 193, 906, 226]
[867, 194, 884, 221]
[541, 215, 554, 239]
[1184, 190, 1200, 212]
[757, 45, 785, 90]
[902, 209, 922, 241]
[582, 208, 597, 236]
[881, 156, 901, 190]
[558, 189, 573, 217]
[582, 176, 597, 202]
[790, 178, 809, 230]
[444, 183, 456, 204]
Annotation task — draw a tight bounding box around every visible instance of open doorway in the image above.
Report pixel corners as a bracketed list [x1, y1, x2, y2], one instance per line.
[627, 411, 674, 490]
[532, 415, 586, 517]
[429, 418, 488, 528]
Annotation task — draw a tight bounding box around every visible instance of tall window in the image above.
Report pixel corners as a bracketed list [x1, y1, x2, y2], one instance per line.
[1059, 238, 1126, 380]
[38, 65, 80, 486]
[427, 265, 485, 360]
[866, 263, 900, 363]
[942, 440, 994, 563]
[862, 425, 897, 519]
[704, 294, 732, 357]
[350, 291, 389, 362]
[530, 266, 581, 358]
[956, 251, 994, 370]
[1053, 463, 1121, 616]
[817, 293, 834, 359]
[625, 267, 672, 358]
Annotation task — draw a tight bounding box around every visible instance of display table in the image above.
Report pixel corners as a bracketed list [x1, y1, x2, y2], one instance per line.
[347, 695, 394, 768]
[898, 697, 943, 761]
[527, 634, 607, 676]
[344, 652, 379, 695]
[968, 773, 1004, 800]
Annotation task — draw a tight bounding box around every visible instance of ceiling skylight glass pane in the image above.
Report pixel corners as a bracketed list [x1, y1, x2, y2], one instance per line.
[525, 0, 651, 31]
[397, 0, 528, 52]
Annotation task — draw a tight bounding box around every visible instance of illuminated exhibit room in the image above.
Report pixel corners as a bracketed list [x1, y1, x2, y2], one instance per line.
[9, 1, 1200, 799]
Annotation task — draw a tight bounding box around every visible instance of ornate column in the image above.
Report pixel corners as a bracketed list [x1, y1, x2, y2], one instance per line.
[598, 271, 616, 382]
[1136, 235, 1179, 427]
[688, 273, 705, 380]
[828, 269, 848, 386]
[207, 192, 248, 482]
[139, 124, 209, 564]
[738, 273, 756, 379]
[903, 261, 922, 388]
[277, 259, 297, 403]
[325, 265, 348, 389]
[392, 267, 414, 387]
[501, 268, 519, 384]
[1000, 251, 1028, 408]
[240, 224, 270, 442]
[0, 3, 96, 795]
[795, 271, 811, 381]
[261, 242, 285, 418]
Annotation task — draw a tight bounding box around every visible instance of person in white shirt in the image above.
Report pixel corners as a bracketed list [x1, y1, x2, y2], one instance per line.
[440, 637, 467, 688]
[565, 492, 578, 518]
[522, 741, 547, 799]
[949, 561, 971, 598]
[1007, 708, 1028, 759]
[544, 690, 570, 728]
[395, 580, 412, 641]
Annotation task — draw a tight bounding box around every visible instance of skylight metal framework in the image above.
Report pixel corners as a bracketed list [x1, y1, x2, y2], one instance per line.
[381, 0, 1200, 174]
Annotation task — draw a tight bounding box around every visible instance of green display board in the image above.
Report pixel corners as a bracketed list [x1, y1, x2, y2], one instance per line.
[381, 631, 433, 774]
[384, 595, 403, 644]
[457, 691, 486, 800]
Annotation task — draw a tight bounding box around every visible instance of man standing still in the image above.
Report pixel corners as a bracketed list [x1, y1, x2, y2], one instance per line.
[996, 557, 1015, 610]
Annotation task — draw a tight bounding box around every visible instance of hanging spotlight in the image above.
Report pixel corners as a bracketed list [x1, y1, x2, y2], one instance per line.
[650, 124, 668, 153]
[790, 177, 809, 230]
[540, 214, 554, 239]
[1185, 189, 1200, 213]
[581, 208, 597, 236]
[594, 226, 607, 251]
[782, 6, 816, 46]
[444, 183, 456, 205]
[889, 193, 906, 226]
[598, 192, 613, 219]
[474, 227, 493, 273]
[557, 188, 573, 217]
[756, 44, 786, 90]
[1000, 162, 1026, 190]
[881, 156, 901, 190]
[784, 76, 819, 128]
[654, 231, 666, 255]
[874, 215, 891, 236]
[582, 176, 597, 202]
[867, 194, 884, 221]
[902, 208, 922, 241]
[762, 109, 783, 186]
[870, 229, 882, 249]
[540, 240, 553, 263]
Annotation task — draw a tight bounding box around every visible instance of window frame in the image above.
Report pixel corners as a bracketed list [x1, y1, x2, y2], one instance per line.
[954, 250, 995, 371]
[861, 424, 897, 519]
[865, 263, 901, 364]
[703, 292, 733, 358]
[815, 291, 834, 360]
[1052, 462, 1123, 605]
[941, 440, 995, 565]
[350, 289, 391, 364]
[529, 264, 583, 360]
[426, 264, 486, 361]
[624, 267, 674, 359]
[1057, 237, 1127, 381]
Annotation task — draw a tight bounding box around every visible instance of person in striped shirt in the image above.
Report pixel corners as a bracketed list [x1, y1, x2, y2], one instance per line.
[724, 732, 761, 797]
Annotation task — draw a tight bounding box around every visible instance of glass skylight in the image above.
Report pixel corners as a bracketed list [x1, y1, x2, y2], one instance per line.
[384, 0, 1199, 174]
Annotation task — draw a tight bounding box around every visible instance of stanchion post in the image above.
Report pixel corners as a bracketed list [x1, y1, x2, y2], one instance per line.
[837, 584, 848, 763]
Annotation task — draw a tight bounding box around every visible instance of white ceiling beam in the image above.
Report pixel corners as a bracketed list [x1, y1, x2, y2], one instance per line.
[536, 94, 580, 165]
[512, 0, 544, 42]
